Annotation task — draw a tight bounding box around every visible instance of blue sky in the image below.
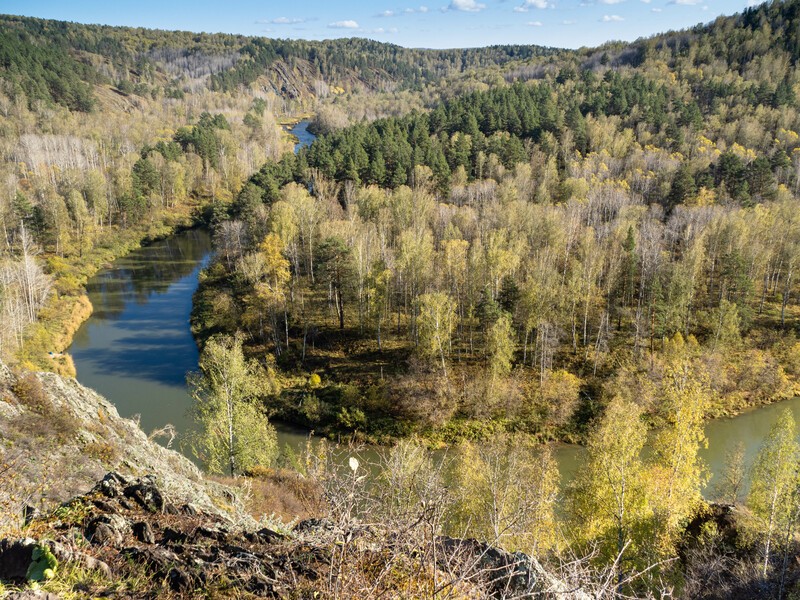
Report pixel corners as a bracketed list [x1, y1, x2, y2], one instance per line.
[2, 0, 760, 49]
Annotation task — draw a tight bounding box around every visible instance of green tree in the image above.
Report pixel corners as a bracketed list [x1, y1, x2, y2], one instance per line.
[189, 333, 279, 476]
[317, 236, 354, 330]
[746, 408, 800, 577]
[416, 292, 457, 377]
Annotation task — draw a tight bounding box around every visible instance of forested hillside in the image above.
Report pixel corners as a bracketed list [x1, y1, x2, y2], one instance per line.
[195, 0, 800, 446]
[0, 14, 559, 372]
[0, 14, 557, 112]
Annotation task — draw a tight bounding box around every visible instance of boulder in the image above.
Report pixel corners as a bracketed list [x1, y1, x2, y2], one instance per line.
[86, 513, 130, 546]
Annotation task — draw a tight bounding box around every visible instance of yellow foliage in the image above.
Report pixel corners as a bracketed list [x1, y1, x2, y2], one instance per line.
[686, 186, 716, 207]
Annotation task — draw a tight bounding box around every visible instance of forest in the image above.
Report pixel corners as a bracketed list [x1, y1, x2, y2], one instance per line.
[192, 0, 800, 446]
[2, 0, 800, 597]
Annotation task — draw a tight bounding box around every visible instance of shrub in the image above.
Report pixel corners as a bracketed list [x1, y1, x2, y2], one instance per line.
[83, 441, 118, 464]
[12, 373, 49, 413]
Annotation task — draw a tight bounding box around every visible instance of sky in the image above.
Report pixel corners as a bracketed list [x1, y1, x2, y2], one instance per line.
[1, 0, 763, 49]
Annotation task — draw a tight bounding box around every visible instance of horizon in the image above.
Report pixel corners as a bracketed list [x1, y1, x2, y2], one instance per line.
[2, 0, 760, 50]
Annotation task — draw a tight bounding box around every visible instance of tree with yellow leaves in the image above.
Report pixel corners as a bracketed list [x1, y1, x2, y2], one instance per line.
[569, 397, 652, 569]
[649, 352, 710, 552]
[239, 233, 291, 353]
[445, 435, 560, 554]
[416, 292, 457, 378]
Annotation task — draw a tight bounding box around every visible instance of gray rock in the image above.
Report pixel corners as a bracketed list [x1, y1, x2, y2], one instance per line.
[132, 521, 155, 544]
[4, 592, 62, 600]
[94, 472, 128, 498]
[0, 360, 250, 527]
[86, 514, 130, 546]
[161, 527, 189, 544]
[168, 567, 192, 591]
[123, 476, 164, 512]
[46, 540, 111, 579]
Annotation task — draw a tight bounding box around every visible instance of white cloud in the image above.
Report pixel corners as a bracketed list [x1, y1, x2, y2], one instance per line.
[528, 20, 543, 25]
[514, 0, 550, 10]
[640, 0, 651, 3]
[366, 26, 400, 33]
[670, 0, 702, 5]
[376, 10, 396, 16]
[601, 13, 624, 20]
[328, 20, 360, 28]
[562, 19, 575, 24]
[446, 0, 487, 11]
[651, 7, 663, 11]
[258, 17, 309, 25]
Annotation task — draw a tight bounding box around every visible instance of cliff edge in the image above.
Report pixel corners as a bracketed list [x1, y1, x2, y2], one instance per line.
[0, 362, 245, 528]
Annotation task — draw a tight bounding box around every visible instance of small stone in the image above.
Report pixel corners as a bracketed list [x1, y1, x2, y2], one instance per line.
[255, 527, 285, 543]
[94, 472, 128, 498]
[5, 592, 62, 600]
[193, 526, 230, 542]
[162, 527, 188, 544]
[132, 521, 155, 544]
[22, 505, 40, 526]
[168, 567, 192, 591]
[92, 500, 116, 513]
[123, 476, 164, 513]
[293, 518, 334, 533]
[120, 546, 178, 573]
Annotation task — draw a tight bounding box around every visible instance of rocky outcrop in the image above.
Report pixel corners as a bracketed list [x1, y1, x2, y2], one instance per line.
[0, 472, 593, 599]
[0, 473, 326, 597]
[0, 362, 246, 527]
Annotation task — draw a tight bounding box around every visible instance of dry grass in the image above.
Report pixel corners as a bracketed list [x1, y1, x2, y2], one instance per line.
[212, 468, 324, 523]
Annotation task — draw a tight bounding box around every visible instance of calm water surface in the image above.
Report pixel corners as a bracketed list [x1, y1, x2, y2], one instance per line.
[70, 229, 212, 441]
[288, 119, 316, 153]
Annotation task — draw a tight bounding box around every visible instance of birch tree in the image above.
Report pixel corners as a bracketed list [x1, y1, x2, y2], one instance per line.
[189, 333, 279, 476]
[746, 408, 800, 577]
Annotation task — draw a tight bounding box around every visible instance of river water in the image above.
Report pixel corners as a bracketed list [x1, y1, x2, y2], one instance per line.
[70, 229, 212, 442]
[287, 119, 316, 153]
[67, 121, 800, 495]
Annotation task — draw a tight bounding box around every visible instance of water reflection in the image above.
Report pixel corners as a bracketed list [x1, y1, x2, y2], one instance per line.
[70, 229, 212, 440]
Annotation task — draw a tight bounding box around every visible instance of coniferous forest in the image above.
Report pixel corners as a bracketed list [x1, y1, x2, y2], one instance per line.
[3, 2, 800, 597]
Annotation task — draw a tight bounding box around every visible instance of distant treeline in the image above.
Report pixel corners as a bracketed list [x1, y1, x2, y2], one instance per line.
[0, 13, 558, 112]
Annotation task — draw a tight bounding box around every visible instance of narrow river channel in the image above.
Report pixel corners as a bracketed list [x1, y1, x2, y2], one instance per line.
[68, 121, 800, 496]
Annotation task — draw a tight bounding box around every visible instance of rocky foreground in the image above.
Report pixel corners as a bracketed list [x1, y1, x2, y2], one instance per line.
[0, 360, 243, 523]
[0, 471, 574, 598]
[0, 362, 591, 598]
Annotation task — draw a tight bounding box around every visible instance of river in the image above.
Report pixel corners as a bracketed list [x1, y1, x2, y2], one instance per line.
[286, 119, 316, 153]
[67, 121, 800, 496]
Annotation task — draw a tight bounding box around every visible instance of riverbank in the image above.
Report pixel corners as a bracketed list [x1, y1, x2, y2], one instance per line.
[17, 202, 203, 377]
